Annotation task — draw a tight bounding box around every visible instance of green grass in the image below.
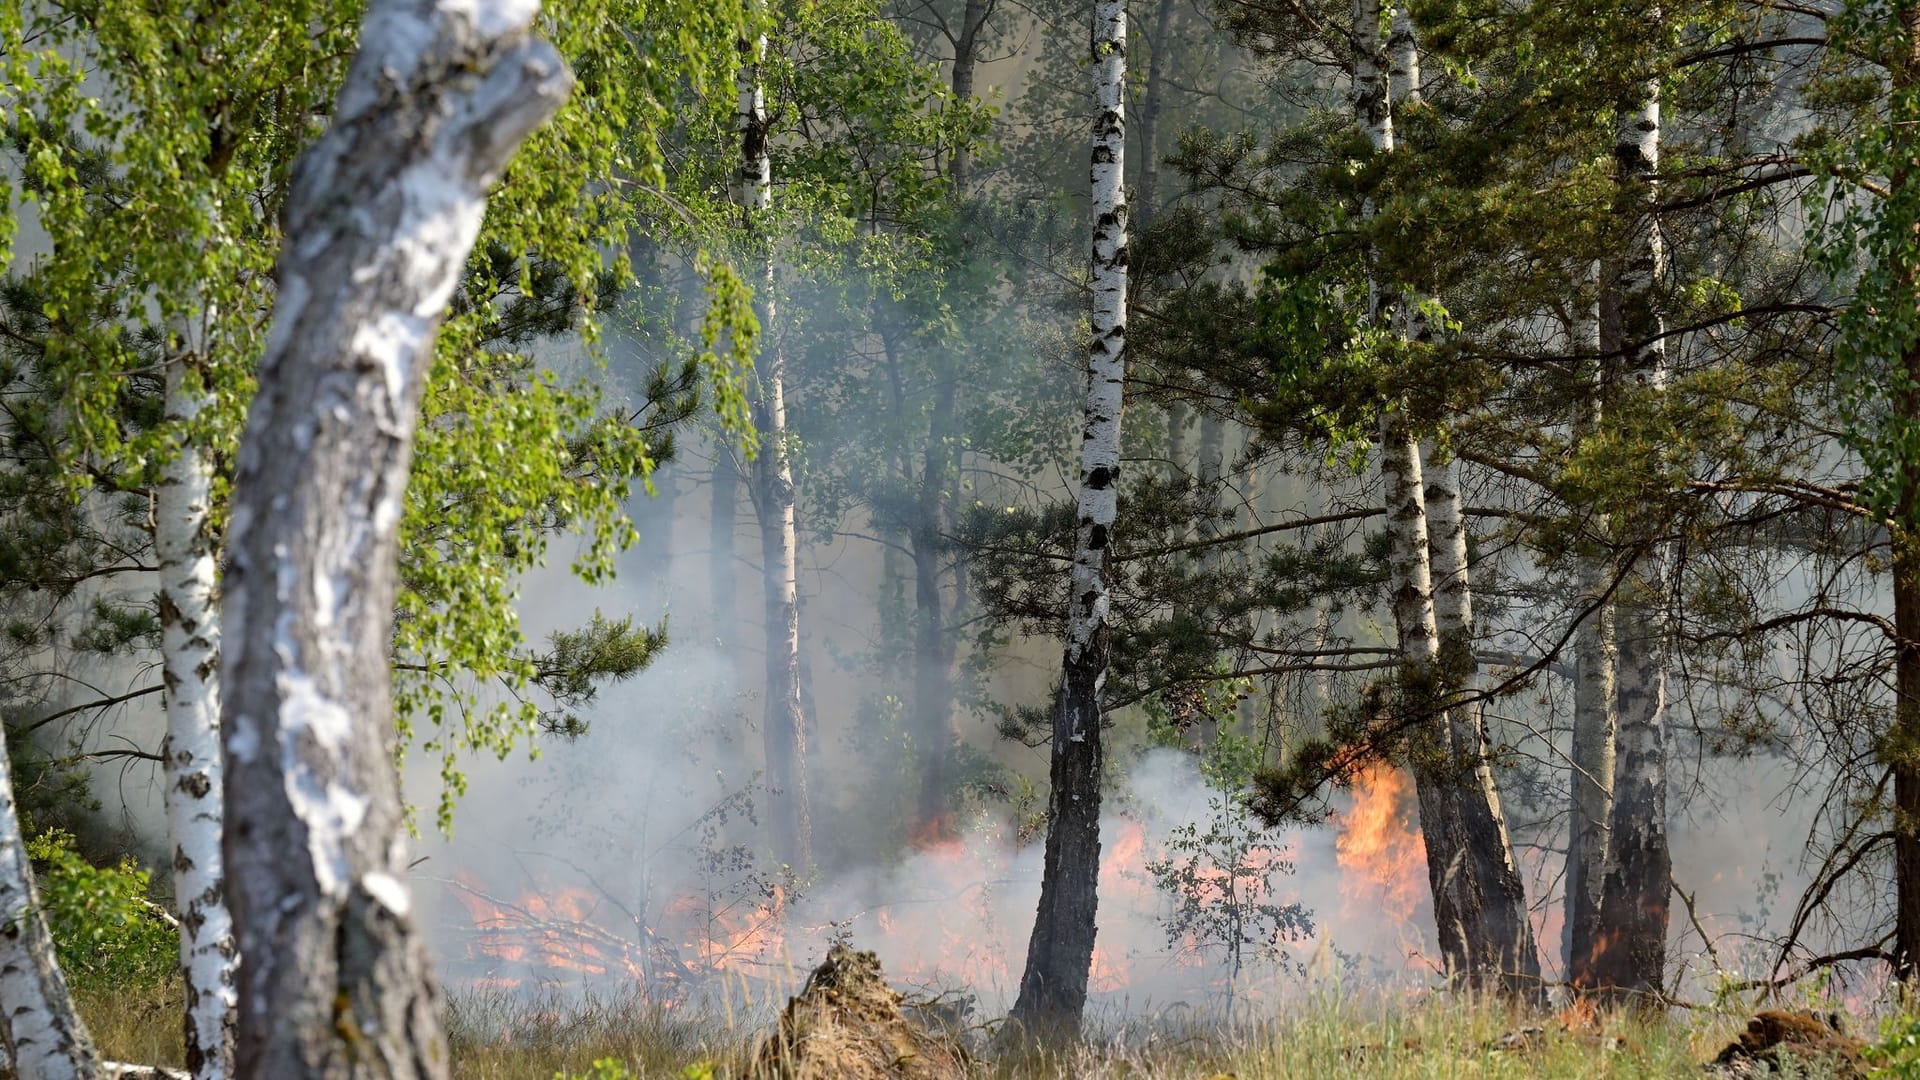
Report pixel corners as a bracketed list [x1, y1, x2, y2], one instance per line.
[75, 980, 1861, 1078]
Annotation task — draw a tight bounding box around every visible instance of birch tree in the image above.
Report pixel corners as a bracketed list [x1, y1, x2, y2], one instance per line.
[0, 730, 98, 1080]
[734, 5, 816, 876]
[219, 0, 568, 1072]
[1008, 0, 1127, 1031]
[1564, 300, 1618, 987]
[1589, 73, 1672, 997]
[1360, 0, 1539, 992]
[155, 354, 235, 1077]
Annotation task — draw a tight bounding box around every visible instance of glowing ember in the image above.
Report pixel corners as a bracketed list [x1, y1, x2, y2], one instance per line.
[908, 813, 960, 851]
[1336, 766, 1426, 923]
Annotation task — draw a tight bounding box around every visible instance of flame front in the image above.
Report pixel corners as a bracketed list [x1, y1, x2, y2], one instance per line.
[1336, 766, 1426, 924]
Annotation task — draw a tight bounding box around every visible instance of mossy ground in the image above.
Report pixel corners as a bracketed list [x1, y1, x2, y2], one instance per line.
[75, 981, 1881, 1078]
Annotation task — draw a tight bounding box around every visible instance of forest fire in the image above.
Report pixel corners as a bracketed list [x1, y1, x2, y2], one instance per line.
[437, 752, 1498, 1010]
[1336, 766, 1426, 924]
[446, 871, 648, 987]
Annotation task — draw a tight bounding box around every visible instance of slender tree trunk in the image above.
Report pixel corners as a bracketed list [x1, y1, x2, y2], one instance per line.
[738, 14, 813, 876]
[949, 0, 991, 193]
[1892, 10, 1920, 984]
[711, 454, 739, 653]
[638, 461, 677, 598]
[155, 363, 237, 1080]
[1166, 402, 1189, 486]
[1565, 528, 1617, 988]
[0, 730, 99, 1079]
[1009, 0, 1127, 1031]
[219, 5, 567, 1075]
[1896, 524, 1920, 980]
[1562, 290, 1616, 987]
[913, 0, 989, 831]
[1136, 0, 1177, 224]
[1592, 79, 1672, 999]
[751, 376, 810, 875]
[912, 378, 959, 834]
[1424, 442, 1541, 992]
[1183, 406, 1226, 745]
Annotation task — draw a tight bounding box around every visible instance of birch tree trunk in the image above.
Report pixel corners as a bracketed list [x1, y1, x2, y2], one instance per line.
[1591, 79, 1672, 1000]
[0, 729, 99, 1079]
[1166, 402, 1189, 486]
[155, 361, 237, 1080]
[1365, 1, 1537, 992]
[219, 4, 569, 1075]
[1424, 442, 1540, 992]
[1008, 0, 1126, 1031]
[1565, 521, 1617, 988]
[1564, 295, 1616, 987]
[738, 16, 813, 876]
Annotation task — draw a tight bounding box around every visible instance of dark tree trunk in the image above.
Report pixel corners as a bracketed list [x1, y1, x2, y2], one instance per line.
[219, 4, 568, 1076]
[710, 455, 739, 654]
[1011, 636, 1109, 1025]
[1591, 592, 1672, 1000]
[1135, 0, 1176, 224]
[1898, 525, 1920, 979]
[948, 0, 991, 192]
[912, 378, 959, 834]
[1437, 746, 1543, 994]
[1892, 12, 1920, 983]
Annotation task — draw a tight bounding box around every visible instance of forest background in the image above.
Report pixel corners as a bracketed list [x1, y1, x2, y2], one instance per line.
[2, 0, 1918, 1074]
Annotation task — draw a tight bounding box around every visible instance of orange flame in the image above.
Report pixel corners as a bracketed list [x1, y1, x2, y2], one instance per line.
[908, 813, 960, 851]
[1336, 767, 1426, 923]
[448, 871, 646, 985]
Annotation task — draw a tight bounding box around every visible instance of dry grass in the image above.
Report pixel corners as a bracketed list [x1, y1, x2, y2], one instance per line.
[76, 982, 186, 1069]
[75, 978, 1870, 1079]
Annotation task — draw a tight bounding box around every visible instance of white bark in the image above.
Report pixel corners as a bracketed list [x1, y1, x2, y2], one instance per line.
[1066, 0, 1129, 670]
[1381, 421, 1438, 666]
[1352, 0, 1392, 155]
[736, 8, 812, 875]
[736, 22, 771, 217]
[1009, 0, 1126, 1026]
[0, 726, 99, 1079]
[155, 363, 236, 1080]
[1424, 446, 1512, 824]
[1565, 297, 1616, 984]
[1366, 4, 1537, 991]
[1388, 3, 1419, 108]
[220, 3, 569, 1075]
[1593, 76, 1672, 995]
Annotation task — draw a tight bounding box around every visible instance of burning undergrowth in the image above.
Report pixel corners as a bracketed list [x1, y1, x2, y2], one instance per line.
[420, 718, 1443, 1019]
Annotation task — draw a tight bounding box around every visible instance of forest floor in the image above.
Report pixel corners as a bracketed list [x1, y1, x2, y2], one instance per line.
[77, 980, 1899, 1078]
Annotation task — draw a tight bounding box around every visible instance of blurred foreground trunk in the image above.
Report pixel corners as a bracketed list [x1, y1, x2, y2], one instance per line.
[219, 2, 569, 1075]
[0, 728, 100, 1079]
